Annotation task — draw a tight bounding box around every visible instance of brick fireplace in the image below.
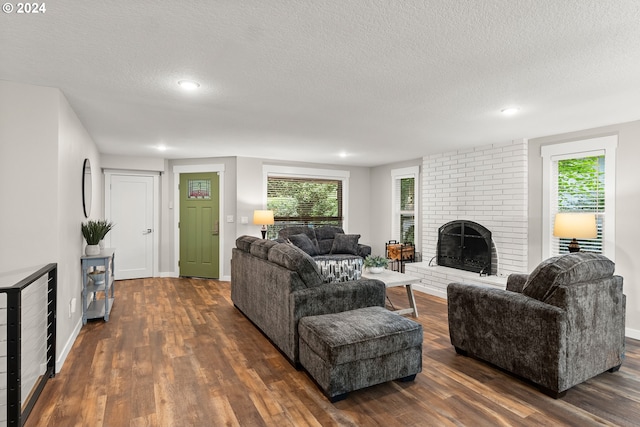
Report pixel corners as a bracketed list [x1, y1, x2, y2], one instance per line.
[406, 140, 528, 298]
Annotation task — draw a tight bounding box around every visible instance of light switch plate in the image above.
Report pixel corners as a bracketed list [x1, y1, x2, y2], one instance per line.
[227, 215, 234, 223]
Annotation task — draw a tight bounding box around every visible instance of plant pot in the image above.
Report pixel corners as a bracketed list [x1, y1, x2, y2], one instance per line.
[368, 266, 385, 274]
[85, 244, 100, 256]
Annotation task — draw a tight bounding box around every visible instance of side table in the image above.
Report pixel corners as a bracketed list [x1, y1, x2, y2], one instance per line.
[81, 248, 115, 324]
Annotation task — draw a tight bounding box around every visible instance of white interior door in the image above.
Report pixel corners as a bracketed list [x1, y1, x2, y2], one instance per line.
[107, 174, 154, 279]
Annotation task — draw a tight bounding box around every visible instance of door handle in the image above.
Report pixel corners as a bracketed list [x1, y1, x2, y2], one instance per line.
[143, 228, 152, 235]
[212, 221, 219, 236]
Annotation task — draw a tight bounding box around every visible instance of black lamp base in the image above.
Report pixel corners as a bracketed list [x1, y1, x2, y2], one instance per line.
[568, 238, 581, 253]
[260, 227, 267, 239]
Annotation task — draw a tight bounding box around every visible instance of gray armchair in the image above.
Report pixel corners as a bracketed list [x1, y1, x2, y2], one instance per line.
[447, 252, 625, 397]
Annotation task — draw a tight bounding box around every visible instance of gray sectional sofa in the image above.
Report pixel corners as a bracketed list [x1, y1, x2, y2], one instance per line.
[231, 235, 386, 365]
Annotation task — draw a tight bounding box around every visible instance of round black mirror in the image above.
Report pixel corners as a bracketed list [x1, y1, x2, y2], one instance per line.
[82, 158, 92, 218]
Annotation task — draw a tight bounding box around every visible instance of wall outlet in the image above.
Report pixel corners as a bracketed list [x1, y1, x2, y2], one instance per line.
[69, 297, 77, 318]
[241, 216, 249, 224]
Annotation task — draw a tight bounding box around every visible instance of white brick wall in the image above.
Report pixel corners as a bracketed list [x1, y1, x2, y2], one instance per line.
[412, 140, 528, 296]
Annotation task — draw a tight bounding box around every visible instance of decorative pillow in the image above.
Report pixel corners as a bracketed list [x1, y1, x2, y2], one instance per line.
[330, 233, 361, 255]
[522, 252, 615, 302]
[267, 243, 324, 288]
[315, 226, 345, 254]
[287, 233, 320, 256]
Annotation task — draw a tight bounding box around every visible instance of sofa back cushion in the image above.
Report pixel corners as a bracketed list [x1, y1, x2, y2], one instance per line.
[236, 235, 259, 252]
[268, 243, 324, 288]
[522, 252, 615, 302]
[315, 226, 345, 254]
[249, 239, 278, 259]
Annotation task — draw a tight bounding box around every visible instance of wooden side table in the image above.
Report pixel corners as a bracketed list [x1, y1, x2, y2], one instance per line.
[362, 268, 419, 317]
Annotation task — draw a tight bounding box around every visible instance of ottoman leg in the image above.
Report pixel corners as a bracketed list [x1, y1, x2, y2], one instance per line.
[397, 374, 416, 382]
[329, 392, 348, 403]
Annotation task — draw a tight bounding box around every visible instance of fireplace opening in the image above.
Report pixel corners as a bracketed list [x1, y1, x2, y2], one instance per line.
[437, 220, 492, 275]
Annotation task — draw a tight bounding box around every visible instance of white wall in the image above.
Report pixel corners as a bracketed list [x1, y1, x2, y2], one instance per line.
[528, 120, 640, 339]
[0, 80, 101, 371]
[0, 81, 59, 271]
[57, 91, 102, 363]
[369, 158, 422, 257]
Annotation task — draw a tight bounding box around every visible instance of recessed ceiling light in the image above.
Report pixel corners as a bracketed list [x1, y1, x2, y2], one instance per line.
[178, 80, 200, 90]
[501, 107, 520, 115]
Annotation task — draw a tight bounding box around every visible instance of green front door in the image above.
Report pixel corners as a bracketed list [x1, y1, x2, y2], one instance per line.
[179, 172, 219, 278]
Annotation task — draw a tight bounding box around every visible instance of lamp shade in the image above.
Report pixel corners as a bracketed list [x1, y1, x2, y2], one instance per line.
[253, 210, 274, 225]
[553, 213, 597, 239]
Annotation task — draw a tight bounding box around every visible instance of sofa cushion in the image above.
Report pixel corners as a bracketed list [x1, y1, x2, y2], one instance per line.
[249, 239, 278, 260]
[236, 235, 259, 252]
[522, 252, 615, 302]
[315, 226, 345, 255]
[278, 226, 318, 243]
[268, 243, 324, 288]
[288, 233, 320, 256]
[298, 306, 423, 365]
[330, 233, 361, 255]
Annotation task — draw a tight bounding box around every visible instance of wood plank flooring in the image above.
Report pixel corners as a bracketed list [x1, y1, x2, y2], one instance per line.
[25, 278, 640, 427]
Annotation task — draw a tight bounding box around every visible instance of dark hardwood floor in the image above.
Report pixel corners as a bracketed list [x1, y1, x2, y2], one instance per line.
[26, 278, 640, 427]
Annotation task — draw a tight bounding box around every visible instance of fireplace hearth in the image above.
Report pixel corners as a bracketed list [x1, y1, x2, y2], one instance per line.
[437, 220, 492, 275]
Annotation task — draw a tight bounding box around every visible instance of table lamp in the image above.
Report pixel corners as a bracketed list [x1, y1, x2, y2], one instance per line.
[253, 210, 274, 239]
[553, 212, 597, 253]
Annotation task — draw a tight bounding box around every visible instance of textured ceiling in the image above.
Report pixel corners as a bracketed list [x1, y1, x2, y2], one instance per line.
[2, 0, 640, 167]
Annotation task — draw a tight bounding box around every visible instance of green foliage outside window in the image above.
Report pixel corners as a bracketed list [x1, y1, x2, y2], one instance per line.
[267, 177, 342, 237]
[558, 156, 604, 211]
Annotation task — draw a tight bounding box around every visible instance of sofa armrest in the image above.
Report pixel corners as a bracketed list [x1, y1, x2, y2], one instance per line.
[506, 273, 529, 293]
[447, 282, 567, 390]
[357, 244, 372, 258]
[291, 279, 385, 322]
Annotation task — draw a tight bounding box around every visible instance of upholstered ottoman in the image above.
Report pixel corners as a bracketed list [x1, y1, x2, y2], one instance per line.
[298, 306, 423, 402]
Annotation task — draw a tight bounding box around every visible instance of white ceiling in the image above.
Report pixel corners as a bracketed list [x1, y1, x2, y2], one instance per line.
[2, 1, 640, 167]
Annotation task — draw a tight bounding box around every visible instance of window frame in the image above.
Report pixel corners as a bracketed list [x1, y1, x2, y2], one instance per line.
[262, 165, 350, 230]
[541, 135, 617, 260]
[391, 166, 420, 246]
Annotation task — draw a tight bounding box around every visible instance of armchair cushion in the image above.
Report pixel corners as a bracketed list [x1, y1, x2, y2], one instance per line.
[522, 252, 615, 302]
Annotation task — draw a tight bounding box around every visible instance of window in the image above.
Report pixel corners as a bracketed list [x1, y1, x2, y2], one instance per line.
[391, 166, 419, 245]
[542, 136, 616, 260]
[263, 166, 349, 238]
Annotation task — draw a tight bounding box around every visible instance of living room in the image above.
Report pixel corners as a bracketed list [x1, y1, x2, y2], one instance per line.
[2, 1, 640, 425]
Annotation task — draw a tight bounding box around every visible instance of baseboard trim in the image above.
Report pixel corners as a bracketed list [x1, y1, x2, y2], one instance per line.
[159, 271, 179, 278]
[626, 328, 640, 341]
[56, 317, 82, 373]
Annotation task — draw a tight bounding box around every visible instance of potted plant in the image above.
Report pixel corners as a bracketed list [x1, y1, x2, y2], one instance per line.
[363, 255, 388, 274]
[81, 220, 114, 256]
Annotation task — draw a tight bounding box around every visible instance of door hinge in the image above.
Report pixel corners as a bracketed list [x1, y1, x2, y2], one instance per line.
[178, 260, 180, 267]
